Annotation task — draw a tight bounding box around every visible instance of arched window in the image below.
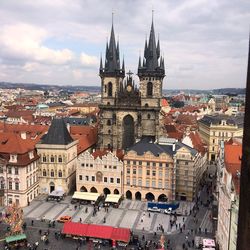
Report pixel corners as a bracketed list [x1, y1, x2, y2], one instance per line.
[107, 119, 111, 126]
[42, 155, 46, 162]
[147, 114, 151, 119]
[108, 82, 112, 97]
[108, 130, 111, 134]
[58, 155, 62, 163]
[50, 155, 54, 163]
[145, 103, 149, 107]
[51, 170, 54, 177]
[42, 169, 46, 176]
[147, 82, 153, 96]
[58, 170, 62, 177]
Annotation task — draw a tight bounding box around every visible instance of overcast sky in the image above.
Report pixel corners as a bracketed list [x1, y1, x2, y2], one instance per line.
[0, 0, 249, 89]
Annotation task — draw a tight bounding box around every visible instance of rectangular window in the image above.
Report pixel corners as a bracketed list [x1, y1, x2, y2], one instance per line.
[139, 161, 142, 165]
[86, 164, 89, 167]
[15, 182, 19, 190]
[147, 162, 150, 166]
[147, 170, 150, 175]
[0, 167, 3, 174]
[110, 177, 114, 183]
[133, 161, 136, 165]
[113, 166, 117, 169]
[9, 181, 12, 190]
[185, 170, 188, 176]
[165, 182, 168, 188]
[138, 168, 142, 175]
[104, 177, 108, 182]
[79, 175, 82, 180]
[85, 176, 89, 181]
[117, 178, 120, 184]
[153, 162, 156, 167]
[127, 160, 130, 164]
[81, 163, 85, 167]
[126, 178, 130, 185]
[104, 165, 107, 169]
[152, 180, 156, 187]
[159, 163, 162, 167]
[90, 164, 93, 168]
[8, 167, 12, 174]
[133, 169, 136, 174]
[127, 168, 130, 174]
[138, 179, 142, 186]
[158, 181, 162, 188]
[146, 180, 150, 187]
[133, 178, 136, 185]
[152, 170, 156, 176]
[43, 156, 46, 162]
[166, 163, 169, 167]
[159, 171, 162, 177]
[185, 161, 188, 165]
[92, 176, 95, 182]
[14, 167, 18, 175]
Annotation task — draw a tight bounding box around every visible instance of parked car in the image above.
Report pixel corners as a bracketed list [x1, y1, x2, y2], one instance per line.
[57, 216, 72, 223]
[147, 206, 161, 212]
[164, 208, 173, 214]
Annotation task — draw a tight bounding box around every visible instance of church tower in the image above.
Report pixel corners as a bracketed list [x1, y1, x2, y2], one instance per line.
[98, 17, 165, 150]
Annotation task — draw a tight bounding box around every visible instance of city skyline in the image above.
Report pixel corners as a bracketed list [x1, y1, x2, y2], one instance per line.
[0, 0, 249, 89]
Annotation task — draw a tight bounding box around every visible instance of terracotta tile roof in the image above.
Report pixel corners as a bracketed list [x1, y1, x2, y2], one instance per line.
[92, 149, 124, 160]
[224, 142, 242, 194]
[176, 114, 197, 125]
[161, 99, 169, 107]
[189, 131, 207, 154]
[70, 125, 98, 154]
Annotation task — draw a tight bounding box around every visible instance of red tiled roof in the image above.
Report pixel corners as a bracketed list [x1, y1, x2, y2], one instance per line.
[189, 131, 207, 154]
[161, 98, 169, 107]
[224, 142, 242, 194]
[62, 222, 130, 243]
[92, 149, 124, 160]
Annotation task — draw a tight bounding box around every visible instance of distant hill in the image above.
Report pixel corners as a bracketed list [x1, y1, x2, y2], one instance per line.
[0, 81, 245, 95]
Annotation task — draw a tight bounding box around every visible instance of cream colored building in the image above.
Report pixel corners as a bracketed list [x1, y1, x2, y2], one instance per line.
[198, 115, 243, 162]
[123, 137, 206, 202]
[76, 150, 123, 195]
[123, 138, 175, 202]
[217, 139, 241, 250]
[36, 119, 78, 194]
[0, 133, 39, 207]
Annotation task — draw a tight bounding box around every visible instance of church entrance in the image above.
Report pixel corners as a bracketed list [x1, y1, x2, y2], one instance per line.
[122, 115, 135, 149]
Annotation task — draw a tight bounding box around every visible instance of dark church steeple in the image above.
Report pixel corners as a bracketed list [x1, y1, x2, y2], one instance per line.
[100, 19, 125, 77]
[138, 17, 165, 77]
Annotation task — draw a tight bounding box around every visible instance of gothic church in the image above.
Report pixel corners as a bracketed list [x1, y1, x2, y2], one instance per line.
[98, 19, 165, 150]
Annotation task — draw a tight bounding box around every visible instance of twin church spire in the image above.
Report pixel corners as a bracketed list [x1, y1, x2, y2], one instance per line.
[99, 15, 165, 78]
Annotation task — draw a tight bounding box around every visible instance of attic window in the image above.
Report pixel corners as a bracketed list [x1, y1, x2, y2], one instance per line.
[29, 151, 34, 159]
[9, 154, 17, 163]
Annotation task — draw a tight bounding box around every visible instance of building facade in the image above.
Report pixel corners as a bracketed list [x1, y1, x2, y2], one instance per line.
[36, 119, 78, 194]
[0, 133, 39, 207]
[123, 137, 206, 202]
[76, 150, 123, 195]
[98, 20, 165, 150]
[217, 139, 241, 250]
[198, 115, 243, 161]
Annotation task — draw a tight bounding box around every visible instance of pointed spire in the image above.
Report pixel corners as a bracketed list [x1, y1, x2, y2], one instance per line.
[100, 13, 125, 77]
[138, 55, 142, 68]
[157, 36, 160, 58]
[122, 56, 125, 71]
[100, 54, 103, 71]
[144, 38, 148, 58]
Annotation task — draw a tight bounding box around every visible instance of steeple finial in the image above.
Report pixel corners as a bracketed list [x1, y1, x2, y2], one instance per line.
[152, 9, 154, 24]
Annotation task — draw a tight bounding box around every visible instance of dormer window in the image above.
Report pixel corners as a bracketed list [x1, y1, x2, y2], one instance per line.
[29, 151, 34, 159]
[9, 154, 17, 163]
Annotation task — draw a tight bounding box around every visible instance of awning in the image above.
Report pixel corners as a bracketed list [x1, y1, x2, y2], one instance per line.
[49, 190, 65, 197]
[105, 194, 121, 203]
[62, 222, 130, 243]
[72, 191, 100, 202]
[5, 234, 27, 243]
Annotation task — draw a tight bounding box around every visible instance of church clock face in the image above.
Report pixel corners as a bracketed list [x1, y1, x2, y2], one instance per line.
[127, 85, 132, 92]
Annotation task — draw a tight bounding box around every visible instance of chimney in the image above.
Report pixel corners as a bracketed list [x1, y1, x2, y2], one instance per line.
[21, 132, 26, 139]
[172, 143, 176, 151]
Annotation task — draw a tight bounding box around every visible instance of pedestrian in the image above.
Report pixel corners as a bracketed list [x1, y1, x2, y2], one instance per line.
[31, 220, 34, 226]
[148, 212, 151, 218]
[79, 218, 82, 223]
[142, 235, 145, 241]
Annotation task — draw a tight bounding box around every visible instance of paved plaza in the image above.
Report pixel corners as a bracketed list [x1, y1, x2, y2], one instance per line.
[0, 165, 216, 249]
